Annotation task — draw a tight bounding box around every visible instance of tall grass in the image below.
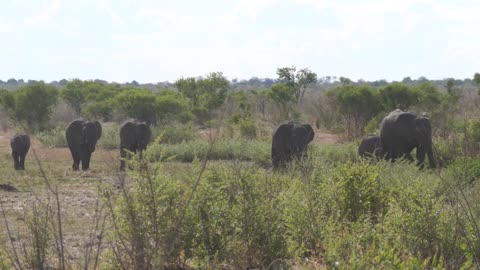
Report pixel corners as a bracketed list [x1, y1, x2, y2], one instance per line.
[3, 129, 480, 269]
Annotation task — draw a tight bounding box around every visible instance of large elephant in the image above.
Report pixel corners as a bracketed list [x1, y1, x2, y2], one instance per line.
[271, 123, 315, 169]
[65, 119, 102, 170]
[380, 109, 436, 169]
[120, 121, 152, 171]
[358, 135, 383, 159]
[10, 133, 30, 170]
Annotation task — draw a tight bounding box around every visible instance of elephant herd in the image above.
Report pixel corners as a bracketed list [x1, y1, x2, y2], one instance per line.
[7, 109, 436, 171]
[272, 109, 436, 169]
[358, 109, 436, 169]
[9, 119, 152, 171]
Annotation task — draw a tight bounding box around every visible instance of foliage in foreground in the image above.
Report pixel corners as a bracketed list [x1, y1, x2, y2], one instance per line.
[101, 143, 480, 269]
[1, 140, 480, 269]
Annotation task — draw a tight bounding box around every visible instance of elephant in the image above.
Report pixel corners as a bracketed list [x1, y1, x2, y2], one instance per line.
[380, 109, 436, 169]
[10, 133, 30, 170]
[119, 121, 152, 171]
[358, 135, 383, 159]
[271, 123, 315, 169]
[65, 119, 102, 170]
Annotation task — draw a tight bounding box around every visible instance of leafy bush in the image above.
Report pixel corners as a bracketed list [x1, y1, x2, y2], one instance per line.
[160, 139, 271, 165]
[239, 118, 257, 139]
[36, 127, 67, 148]
[97, 123, 120, 149]
[152, 123, 197, 144]
[1, 82, 59, 131]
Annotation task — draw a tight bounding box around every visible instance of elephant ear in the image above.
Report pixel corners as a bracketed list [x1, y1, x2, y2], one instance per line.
[273, 124, 294, 139]
[302, 124, 315, 143]
[272, 123, 294, 150]
[93, 121, 102, 141]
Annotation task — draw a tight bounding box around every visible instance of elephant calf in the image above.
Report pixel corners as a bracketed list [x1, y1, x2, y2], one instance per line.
[66, 119, 102, 171]
[120, 121, 152, 171]
[358, 136, 383, 159]
[271, 122, 315, 169]
[10, 133, 30, 170]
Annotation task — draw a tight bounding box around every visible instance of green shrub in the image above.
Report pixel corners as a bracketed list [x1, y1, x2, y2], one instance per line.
[97, 123, 120, 149]
[35, 126, 67, 147]
[152, 124, 197, 144]
[160, 139, 271, 165]
[239, 118, 257, 139]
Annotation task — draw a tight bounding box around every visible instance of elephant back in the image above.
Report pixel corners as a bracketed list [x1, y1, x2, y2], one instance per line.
[272, 123, 294, 147]
[120, 121, 137, 144]
[66, 119, 85, 145]
[10, 133, 31, 152]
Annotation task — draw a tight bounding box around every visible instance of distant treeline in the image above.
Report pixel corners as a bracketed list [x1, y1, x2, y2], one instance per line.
[1, 75, 478, 92]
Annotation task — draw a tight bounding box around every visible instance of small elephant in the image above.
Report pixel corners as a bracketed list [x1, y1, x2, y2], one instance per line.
[10, 133, 30, 170]
[380, 109, 436, 169]
[66, 119, 102, 171]
[120, 121, 152, 171]
[271, 123, 315, 169]
[358, 136, 383, 159]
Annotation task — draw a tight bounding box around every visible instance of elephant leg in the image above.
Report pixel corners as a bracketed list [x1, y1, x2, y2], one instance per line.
[69, 146, 80, 171]
[20, 152, 27, 170]
[79, 147, 90, 170]
[416, 146, 426, 169]
[82, 151, 92, 170]
[271, 147, 280, 168]
[12, 151, 20, 170]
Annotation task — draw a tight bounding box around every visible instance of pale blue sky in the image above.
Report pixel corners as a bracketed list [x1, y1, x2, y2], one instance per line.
[1, 0, 479, 83]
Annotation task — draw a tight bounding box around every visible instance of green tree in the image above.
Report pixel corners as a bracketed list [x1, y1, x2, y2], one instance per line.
[414, 82, 443, 113]
[378, 82, 419, 111]
[175, 72, 230, 124]
[265, 83, 296, 120]
[62, 79, 122, 117]
[339, 77, 352, 85]
[61, 79, 87, 114]
[276, 66, 317, 105]
[0, 89, 15, 113]
[156, 90, 192, 125]
[114, 88, 159, 124]
[474, 73, 480, 95]
[327, 85, 382, 138]
[4, 82, 59, 131]
[474, 73, 480, 85]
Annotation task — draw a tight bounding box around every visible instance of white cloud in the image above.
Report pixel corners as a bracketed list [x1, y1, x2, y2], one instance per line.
[134, 8, 193, 27]
[217, 0, 278, 24]
[24, 0, 62, 26]
[96, 0, 124, 25]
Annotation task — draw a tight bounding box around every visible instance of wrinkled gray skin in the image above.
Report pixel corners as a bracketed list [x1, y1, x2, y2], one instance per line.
[120, 121, 152, 171]
[66, 119, 102, 170]
[380, 109, 436, 169]
[271, 123, 315, 169]
[358, 136, 384, 159]
[10, 133, 30, 170]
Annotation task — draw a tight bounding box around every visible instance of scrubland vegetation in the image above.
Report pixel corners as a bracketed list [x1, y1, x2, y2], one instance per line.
[1, 69, 480, 269]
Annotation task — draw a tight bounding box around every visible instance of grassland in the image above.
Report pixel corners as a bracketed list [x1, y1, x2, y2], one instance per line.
[1, 129, 480, 269]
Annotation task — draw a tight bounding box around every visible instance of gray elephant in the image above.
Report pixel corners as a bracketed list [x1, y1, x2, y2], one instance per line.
[358, 135, 383, 159]
[380, 109, 436, 169]
[120, 121, 152, 171]
[10, 133, 30, 170]
[65, 119, 102, 170]
[271, 123, 315, 169]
